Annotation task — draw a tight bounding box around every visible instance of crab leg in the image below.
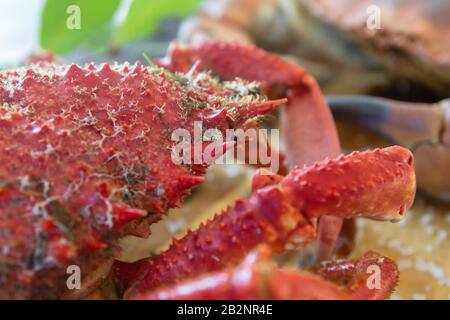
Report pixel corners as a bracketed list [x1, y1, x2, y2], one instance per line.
[159, 40, 344, 262]
[312, 251, 399, 300]
[114, 146, 415, 298]
[132, 246, 398, 300]
[282, 80, 342, 264]
[328, 96, 450, 200]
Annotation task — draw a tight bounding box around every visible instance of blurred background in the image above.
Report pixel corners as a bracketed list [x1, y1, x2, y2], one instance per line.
[0, 0, 43, 66]
[1, 0, 448, 100]
[0, 0, 195, 67]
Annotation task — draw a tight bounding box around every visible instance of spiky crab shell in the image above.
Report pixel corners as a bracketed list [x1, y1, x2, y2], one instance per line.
[0, 62, 282, 299]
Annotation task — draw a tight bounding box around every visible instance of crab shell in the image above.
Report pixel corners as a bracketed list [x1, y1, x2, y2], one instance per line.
[0, 61, 283, 299]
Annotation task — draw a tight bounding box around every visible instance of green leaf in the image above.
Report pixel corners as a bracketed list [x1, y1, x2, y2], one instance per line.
[40, 0, 121, 54]
[116, 0, 200, 44]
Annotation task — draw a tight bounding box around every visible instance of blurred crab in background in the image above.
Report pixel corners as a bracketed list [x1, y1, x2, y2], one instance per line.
[180, 0, 450, 97]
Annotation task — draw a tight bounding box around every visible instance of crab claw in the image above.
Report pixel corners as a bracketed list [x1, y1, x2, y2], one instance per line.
[132, 246, 398, 300]
[314, 251, 399, 300]
[328, 96, 450, 200]
[114, 146, 415, 298]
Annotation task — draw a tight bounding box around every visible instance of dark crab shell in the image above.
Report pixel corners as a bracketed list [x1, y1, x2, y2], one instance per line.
[292, 0, 450, 96]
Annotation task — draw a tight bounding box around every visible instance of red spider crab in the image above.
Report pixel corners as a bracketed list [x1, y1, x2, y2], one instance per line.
[0, 41, 415, 299]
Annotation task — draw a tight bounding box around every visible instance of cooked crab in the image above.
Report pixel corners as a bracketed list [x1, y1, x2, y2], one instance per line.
[0, 41, 415, 299]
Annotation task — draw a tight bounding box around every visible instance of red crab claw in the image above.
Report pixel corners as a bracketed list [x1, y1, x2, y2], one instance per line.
[328, 96, 450, 200]
[132, 245, 398, 300]
[312, 251, 399, 300]
[157, 40, 342, 263]
[114, 146, 415, 298]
